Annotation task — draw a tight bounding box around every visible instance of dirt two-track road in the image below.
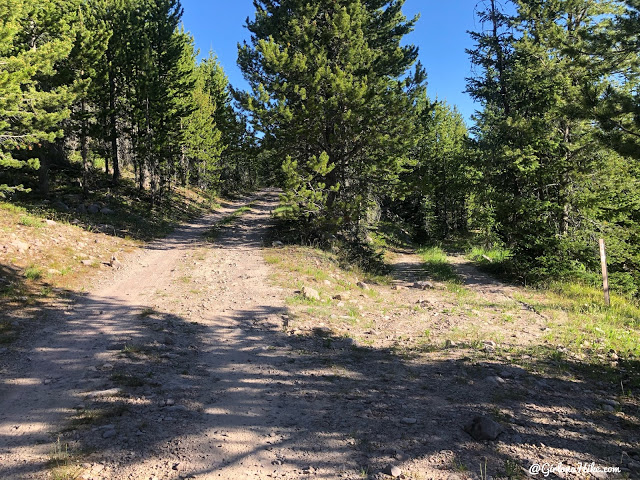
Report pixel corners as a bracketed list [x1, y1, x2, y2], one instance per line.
[1, 190, 638, 480]
[1, 190, 306, 479]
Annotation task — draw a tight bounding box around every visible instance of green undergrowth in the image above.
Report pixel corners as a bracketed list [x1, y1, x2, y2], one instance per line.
[266, 218, 391, 276]
[417, 246, 460, 282]
[516, 282, 640, 359]
[419, 239, 640, 382]
[368, 219, 414, 251]
[456, 241, 640, 358]
[18, 214, 44, 228]
[467, 245, 513, 268]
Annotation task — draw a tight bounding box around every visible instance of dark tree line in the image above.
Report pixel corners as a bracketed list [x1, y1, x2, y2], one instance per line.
[466, 0, 640, 292]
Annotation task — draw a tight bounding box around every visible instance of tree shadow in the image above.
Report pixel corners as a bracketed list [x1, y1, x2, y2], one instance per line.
[2, 277, 638, 479]
[2, 191, 638, 479]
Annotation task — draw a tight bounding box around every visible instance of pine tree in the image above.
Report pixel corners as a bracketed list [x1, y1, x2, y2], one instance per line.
[0, 0, 76, 197]
[465, 0, 516, 246]
[592, 0, 640, 160]
[407, 98, 470, 239]
[116, 0, 193, 203]
[238, 0, 426, 236]
[199, 54, 257, 194]
[468, 0, 640, 289]
[180, 51, 225, 191]
[62, 0, 111, 197]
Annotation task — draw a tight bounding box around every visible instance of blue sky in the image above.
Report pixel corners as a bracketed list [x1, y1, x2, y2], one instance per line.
[181, 0, 485, 123]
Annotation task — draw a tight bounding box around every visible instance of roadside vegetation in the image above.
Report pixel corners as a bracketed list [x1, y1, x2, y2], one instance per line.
[264, 238, 640, 395]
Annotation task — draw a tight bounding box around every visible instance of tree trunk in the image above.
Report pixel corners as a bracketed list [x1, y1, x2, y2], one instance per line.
[109, 77, 119, 181]
[107, 47, 118, 180]
[81, 99, 89, 199]
[38, 153, 49, 197]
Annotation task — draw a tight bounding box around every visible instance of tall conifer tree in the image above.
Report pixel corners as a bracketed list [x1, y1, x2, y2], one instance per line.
[0, 0, 76, 197]
[468, 0, 640, 290]
[238, 0, 426, 235]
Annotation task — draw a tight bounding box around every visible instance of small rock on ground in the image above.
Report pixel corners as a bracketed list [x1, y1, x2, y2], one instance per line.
[382, 464, 402, 477]
[464, 416, 504, 441]
[302, 286, 320, 301]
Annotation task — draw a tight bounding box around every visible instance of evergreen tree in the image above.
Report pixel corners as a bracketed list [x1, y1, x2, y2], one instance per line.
[407, 99, 470, 239]
[118, 0, 193, 203]
[468, 0, 640, 290]
[0, 0, 76, 197]
[592, 0, 640, 160]
[238, 0, 426, 236]
[181, 52, 225, 191]
[63, 0, 111, 197]
[98, 0, 129, 181]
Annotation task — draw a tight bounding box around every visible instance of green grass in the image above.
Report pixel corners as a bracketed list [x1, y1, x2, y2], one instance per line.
[466, 244, 515, 278]
[368, 220, 414, 250]
[19, 215, 43, 228]
[264, 254, 281, 264]
[286, 293, 324, 307]
[468, 245, 512, 264]
[459, 238, 640, 376]
[24, 266, 43, 280]
[1, 203, 27, 215]
[417, 246, 460, 282]
[517, 282, 640, 358]
[48, 437, 82, 480]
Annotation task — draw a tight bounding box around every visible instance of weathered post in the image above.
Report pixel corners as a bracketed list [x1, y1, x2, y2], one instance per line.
[599, 239, 610, 307]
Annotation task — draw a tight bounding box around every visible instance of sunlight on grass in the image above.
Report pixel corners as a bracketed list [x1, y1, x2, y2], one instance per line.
[264, 254, 281, 265]
[19, 215, 43, 228]
[24, 266, 43, 280]
[515, 282, 640, 358]
[417, 246, 460, 282]
[467, 245, 512, 264]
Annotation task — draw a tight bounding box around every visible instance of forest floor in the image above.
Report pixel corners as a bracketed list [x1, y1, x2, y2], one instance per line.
[0, 190, 639, 480]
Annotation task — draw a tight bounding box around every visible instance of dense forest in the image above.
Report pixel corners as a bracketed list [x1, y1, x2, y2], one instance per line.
[2, 0, 640, 294]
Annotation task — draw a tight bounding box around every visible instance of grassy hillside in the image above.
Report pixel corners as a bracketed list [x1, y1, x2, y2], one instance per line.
[0, 178, 218, 345]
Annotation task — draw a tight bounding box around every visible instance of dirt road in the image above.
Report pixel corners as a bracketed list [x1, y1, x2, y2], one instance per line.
[1, 191, 305, 479]
[1, 191, 637, 480]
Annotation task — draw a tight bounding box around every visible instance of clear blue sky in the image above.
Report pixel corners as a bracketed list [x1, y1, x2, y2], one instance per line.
[181, 0, 484, 123]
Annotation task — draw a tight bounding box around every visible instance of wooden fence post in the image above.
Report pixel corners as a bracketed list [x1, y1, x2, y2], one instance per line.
[599, 239, 610, 307]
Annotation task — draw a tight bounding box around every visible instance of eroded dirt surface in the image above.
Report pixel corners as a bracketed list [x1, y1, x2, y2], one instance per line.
[1, 191, 638, 480]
